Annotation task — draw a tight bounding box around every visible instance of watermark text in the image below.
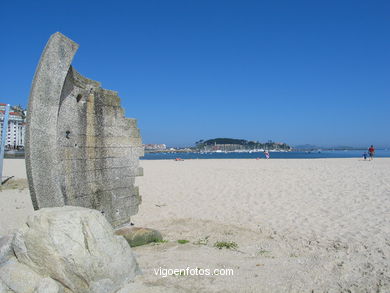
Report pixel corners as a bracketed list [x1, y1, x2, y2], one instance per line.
[154, 266, 234, 278]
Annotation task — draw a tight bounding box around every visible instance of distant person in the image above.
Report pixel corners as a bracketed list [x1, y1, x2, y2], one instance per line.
[362, 152, 367, 160]
[368, 145, 375, 160]
[264, 151, 270, 159]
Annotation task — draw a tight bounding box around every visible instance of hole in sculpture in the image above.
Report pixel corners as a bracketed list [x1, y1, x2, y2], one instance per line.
[65, 130, 71, 139]
[76, 94, 82, 103]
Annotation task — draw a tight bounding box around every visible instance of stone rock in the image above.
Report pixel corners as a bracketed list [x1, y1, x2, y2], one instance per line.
[0, 236, 14, 265]
[0, 258, 45, 293]
[34, 278, 61, 293]
[0, 278, 12, 293]
[12, 206, 140, 293]
[115, 227, 163, 247]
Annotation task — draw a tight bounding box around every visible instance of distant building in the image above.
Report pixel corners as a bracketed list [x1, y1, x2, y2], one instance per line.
[0, 103, 26, 149]
[144, 144, 167, 150]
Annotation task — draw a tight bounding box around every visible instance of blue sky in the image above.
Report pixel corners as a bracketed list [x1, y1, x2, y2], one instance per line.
[1, 0, 389, 147]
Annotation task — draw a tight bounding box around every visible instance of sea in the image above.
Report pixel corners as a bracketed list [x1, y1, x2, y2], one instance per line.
[142, 150, 390, 160]
[6, 149, 390, 160]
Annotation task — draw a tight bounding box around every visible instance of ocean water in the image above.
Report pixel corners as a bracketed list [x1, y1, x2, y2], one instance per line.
[142, 150, 390, 160]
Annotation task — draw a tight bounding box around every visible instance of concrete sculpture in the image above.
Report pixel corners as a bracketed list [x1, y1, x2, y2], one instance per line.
[25, 32, 143, 228]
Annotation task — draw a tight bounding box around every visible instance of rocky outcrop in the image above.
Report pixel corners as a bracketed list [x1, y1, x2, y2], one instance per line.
[0, 206, 140, 293]
[0, 278, 11, 293]
[0, 236, 13, 265]
[0, 258, 61, 293]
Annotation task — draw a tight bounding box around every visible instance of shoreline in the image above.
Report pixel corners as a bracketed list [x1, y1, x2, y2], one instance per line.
[141, 157, 390, 161]
[4, 157, 390, 160]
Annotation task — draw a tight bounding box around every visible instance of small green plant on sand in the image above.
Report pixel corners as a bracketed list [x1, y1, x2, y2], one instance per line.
[0, 178, 28, 191]
[257, 249, 274, 258]
[177, 239, 190, 244]
[214, 241, 238, 250]
[152, 239, 168, 245]
[194, 236, 210, 245]
[174, 271, 186, 276]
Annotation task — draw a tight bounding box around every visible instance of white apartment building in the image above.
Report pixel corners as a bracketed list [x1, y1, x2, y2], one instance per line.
[0, 103, 26, 149]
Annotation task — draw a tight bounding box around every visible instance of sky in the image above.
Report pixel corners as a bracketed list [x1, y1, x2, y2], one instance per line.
[1, 0, 389, 147]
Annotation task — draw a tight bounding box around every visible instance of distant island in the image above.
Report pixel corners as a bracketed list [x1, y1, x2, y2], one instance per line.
[143, 140, 385, 154]
[144, 138, 292, 153]
[195, 138, 291, 152]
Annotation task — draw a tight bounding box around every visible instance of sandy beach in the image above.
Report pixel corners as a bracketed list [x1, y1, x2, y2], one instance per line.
[1, 158, 390, 292]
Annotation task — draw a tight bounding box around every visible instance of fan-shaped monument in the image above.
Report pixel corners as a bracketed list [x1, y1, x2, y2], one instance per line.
[25, 32, 144, 228]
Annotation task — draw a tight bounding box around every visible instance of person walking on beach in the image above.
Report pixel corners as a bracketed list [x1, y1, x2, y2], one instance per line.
[264, 150, 270, 159]
[368, 145, 375, 161]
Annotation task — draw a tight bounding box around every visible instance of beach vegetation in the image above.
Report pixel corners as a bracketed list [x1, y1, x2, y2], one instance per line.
[257, 249, 271, 255]
[0, 178, 28, 191]
[173, 271, 186, 276]
[194, 236, 210, 245]
[214, 241, 238, 250]
[152, 239, 168, 245]
[177, 239, 190, 244]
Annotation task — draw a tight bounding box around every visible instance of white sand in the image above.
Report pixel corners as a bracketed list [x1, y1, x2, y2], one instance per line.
[0, 159, 33, 236]
[1, 158, 390, 292]
[3, 158, 27, 179]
